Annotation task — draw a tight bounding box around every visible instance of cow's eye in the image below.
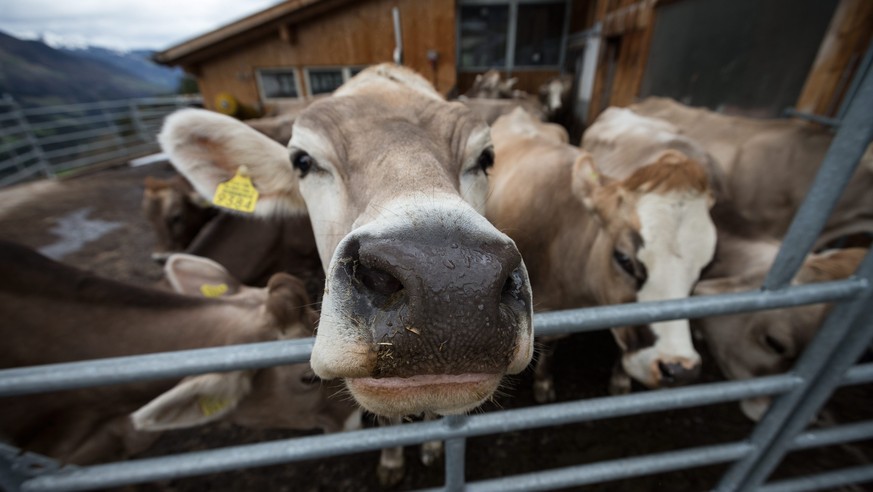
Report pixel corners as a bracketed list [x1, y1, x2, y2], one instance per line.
[763, 334, 787, 355]
[291, 151, 315, 178]
[477, 148, 495, 175]
[613, 249, 635, 277]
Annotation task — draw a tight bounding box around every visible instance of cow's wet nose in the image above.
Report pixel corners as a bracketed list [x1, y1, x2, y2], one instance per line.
[331, 226, 531, 378]
[656, 359, 701, 387]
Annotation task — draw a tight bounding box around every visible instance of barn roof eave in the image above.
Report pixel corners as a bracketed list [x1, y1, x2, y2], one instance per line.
[153, 0, 340, 67]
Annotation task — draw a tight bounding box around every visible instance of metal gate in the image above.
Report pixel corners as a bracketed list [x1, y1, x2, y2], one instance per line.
[1, 68, 872, 492]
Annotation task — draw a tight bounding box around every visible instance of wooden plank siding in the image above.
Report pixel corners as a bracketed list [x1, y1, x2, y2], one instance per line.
[586, 0, 871, 123]
[587, 0, 656, 122]
[794, 0, 873, 117]
[183, 0, 456, 115]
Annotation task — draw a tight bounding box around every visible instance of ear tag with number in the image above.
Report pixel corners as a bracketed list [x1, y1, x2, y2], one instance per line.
[198, 395, 231, 417]
[200, 283, 229, 298]
[212, 166, 259, 213]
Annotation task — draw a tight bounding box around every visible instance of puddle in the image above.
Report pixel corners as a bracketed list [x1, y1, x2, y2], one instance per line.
[38, 207, 123, 260]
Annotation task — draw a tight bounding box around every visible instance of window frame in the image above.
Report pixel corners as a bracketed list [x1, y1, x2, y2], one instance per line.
[255, 67, 304, 101]
[302, 66, 368, 96]
[457, 0, 572, 73]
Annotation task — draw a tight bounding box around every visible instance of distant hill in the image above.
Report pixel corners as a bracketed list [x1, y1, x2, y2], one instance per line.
[0, 31, 185, 107]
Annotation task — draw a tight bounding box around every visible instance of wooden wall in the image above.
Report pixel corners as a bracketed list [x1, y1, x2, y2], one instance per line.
[587, 0, 656, 121]
[794, 0, 873, 117]
[187, 0, 456, 114]
[586, 0, 871, 122]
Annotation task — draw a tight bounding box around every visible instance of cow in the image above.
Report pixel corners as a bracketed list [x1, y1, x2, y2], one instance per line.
[486, 107, 717, 402]
[629, 97, 873, 248]
[142, 174, 216, 263]
[142, 173, 325, 301]
[694, 244, 867, 420]
[158, 64, 534, 419]
[0, 241, 358, 465]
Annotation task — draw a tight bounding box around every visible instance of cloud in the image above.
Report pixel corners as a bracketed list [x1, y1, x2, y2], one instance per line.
[0, 0, 281, 51]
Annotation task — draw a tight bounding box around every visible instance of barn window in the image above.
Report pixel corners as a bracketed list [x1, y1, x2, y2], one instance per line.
[256, 68, 302, 100]
[303, 66, 368, 96]
[307, 69, 345, 95]
[458, 0, 570, 71]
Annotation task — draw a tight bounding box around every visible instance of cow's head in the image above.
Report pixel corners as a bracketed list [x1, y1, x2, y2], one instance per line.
[158, 64, 534, 417]
[132, 254, 357, 434]
[142, 175, 216, 263]
[572, 150, 716, 388]
[694, 247, 866, 420]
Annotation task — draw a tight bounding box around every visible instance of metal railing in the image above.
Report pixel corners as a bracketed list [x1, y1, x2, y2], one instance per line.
[0, 95, 200, 188]
[1, 68, 872, 492]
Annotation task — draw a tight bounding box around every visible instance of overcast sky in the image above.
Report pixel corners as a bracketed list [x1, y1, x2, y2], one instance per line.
[0, 0, 284, 51]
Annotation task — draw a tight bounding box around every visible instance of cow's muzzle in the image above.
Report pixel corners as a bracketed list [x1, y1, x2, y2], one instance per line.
[311, 218, 533, 415]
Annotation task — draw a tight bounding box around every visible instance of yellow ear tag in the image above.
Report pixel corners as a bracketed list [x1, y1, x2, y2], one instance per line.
[200, 283, 229, 298]
[198, 395, 231, 417]
[212, 167, 259, 213]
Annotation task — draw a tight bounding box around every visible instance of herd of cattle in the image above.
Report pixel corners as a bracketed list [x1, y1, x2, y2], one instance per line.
[2, 64, 871, 485]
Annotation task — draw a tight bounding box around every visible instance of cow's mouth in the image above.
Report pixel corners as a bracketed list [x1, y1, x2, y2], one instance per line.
[346, 373, 502, 416]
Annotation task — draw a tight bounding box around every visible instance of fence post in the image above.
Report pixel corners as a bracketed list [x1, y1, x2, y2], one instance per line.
[128, 101, 149, 143]
[98, 102, 125, 152]
[3, 95, 54, 179]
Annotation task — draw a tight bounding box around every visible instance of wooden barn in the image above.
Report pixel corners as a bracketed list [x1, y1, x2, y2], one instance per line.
[155, 0, 871, 136]
[154, 0, 589, 117]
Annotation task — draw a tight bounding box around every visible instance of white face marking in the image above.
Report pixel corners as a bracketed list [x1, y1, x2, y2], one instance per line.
[622, 191, 716, 386]
[288, 125, 349, 268]
[459, 126, 493, 215]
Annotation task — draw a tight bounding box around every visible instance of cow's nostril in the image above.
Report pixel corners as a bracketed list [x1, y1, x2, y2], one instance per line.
[658, 361, 676, 383]
[357, 265, 404, 296]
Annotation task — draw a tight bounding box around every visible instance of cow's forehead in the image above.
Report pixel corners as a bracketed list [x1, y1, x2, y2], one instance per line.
[295, 92, 484, 159]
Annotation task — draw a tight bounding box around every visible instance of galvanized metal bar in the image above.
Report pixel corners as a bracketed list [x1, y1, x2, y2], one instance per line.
[758, 465, 873, 492]
[18, 375, 800, 492]
[533, 278, 864, 336]
[782, 108, 840, 127]
[2, 96, 52, 180]
[0, 444, 64, 492]
[18, 97, 190, 117]
[3, 277, 858, 397]
[0, 339, 313, 397]
[790, 420, 873, 451]
[836, 37, 873, 121]
[443, 415, 468, 492]
[716, 248, 873, 491]
[763, 63, 873, 290]
[842, 362, 873, 386]
[455, 442, 754, 492]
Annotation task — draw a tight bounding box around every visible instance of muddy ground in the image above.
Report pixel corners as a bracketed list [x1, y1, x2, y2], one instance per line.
[0, 163, 870, 491]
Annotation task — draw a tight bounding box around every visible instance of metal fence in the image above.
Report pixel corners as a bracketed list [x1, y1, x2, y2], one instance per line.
[0, 95, 200, 188]
[1, 70, 872, 492]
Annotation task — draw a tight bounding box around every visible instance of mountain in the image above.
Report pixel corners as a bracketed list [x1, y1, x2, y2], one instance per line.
[63, 46, 183, 92]
[0, 31, 185, 107]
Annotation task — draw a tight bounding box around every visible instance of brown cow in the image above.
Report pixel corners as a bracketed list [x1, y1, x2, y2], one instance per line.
[694, 245, 867, 420]
[159, 64, 534, 418]
[0, 241, 357, 465]
[142, 174, 324, 299]
[142, 175, 216, 262]
[486, 108, 717, 401]
[630, 97, 873, 247]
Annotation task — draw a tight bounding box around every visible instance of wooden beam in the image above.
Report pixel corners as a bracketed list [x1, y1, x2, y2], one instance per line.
[278, 24, 298, 45]
[795, 0, 873, 116]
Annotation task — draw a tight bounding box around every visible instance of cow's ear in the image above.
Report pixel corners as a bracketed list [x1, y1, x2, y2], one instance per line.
[164, 253, 242, 297]
[159, 108, 307, 217]
[571, 153, 609, 213]
[131, 372, 252, 431]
